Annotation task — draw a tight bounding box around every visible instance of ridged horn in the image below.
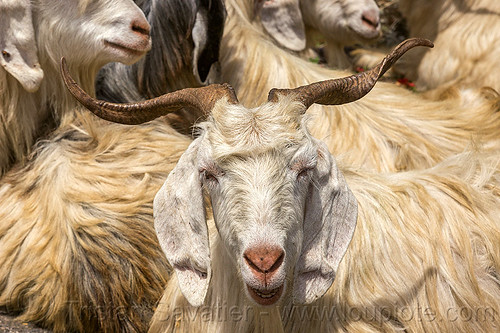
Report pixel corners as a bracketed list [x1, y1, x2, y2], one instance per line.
[267, 38, 433, 109]
[60, 57, 238, 125]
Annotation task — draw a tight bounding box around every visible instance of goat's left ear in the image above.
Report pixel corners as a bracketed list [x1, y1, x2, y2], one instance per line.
[256, 0, 306, 52]
[293, 140, 357, 304]
[153, 137, 211, 307]
[0, 0, 44, 92]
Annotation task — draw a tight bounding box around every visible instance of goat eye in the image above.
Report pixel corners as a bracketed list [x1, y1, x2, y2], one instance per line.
[204, 172, 218, 183]
[201, 170, 220, 187]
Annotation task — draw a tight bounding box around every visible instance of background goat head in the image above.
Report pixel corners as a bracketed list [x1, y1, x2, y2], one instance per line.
[0, 0, 151, 93]
[61, 38, 432, 306]
[252, 0, 381, 53]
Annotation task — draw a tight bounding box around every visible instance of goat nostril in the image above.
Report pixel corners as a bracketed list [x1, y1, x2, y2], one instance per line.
[131, 19, 151, 37]
[244, 245, 284, 274]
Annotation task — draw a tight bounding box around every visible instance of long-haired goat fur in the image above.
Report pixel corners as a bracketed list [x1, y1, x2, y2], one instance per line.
[0, 116, 190, 332]
[149, 95, 500, 333]
[221, 0, 500, 172]
[396, 0, 500, 92]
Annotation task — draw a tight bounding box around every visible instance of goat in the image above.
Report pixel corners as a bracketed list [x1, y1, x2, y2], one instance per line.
[61, 39, 500, 333]
[299, 0, 381, 69]
[95, 0, 226, 135]
[253, 0, 380, 70]
[220, 0, 500, 173]
[0, 0, 151, 177]
[0, 0, 226, 331]
[395, 0, 500, 92]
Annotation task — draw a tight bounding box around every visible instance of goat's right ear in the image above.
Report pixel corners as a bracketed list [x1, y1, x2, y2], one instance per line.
[0, 0, 44, 92]
[153, 137, 210, 307]
[256, 0, 306, 52]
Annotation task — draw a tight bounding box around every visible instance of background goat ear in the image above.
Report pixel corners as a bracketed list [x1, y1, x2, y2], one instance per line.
[153, 137, 211, 307]
[0, 0, 44, 92]
[257, 0, 306, 52]
[293, 140, 358, 304]
[192, 0, 226, 84]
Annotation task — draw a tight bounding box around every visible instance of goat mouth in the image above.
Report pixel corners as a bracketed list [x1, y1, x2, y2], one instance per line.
[104, 40, 150, 57]
[247, 284, 283, 306]
[348, 23, 380, 41]
[361, 17, 380, 32]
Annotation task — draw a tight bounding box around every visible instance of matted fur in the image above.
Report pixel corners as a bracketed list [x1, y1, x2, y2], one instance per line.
[221, 0, 500, 172]
[396, 0, 500, 92]
[149, 97, 500, 333]
[0, 112, 191, 332]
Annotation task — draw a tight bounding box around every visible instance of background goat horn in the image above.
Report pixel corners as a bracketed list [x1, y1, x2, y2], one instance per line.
[267, 38, 434, 109]
[60, 57, 239, 125]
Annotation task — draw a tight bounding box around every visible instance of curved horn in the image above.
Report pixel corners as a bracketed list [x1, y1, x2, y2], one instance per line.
[267, 38, 433, 109]
[60, 57, 238, 125]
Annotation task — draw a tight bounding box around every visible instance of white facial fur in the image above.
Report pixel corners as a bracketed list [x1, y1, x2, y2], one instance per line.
[300, 0, 381, 44]
[32, 0, 151, 68]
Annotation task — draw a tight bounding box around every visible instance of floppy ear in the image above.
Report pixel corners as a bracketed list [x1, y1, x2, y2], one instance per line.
[153, 137, 211, 307]
[256, 0, 306, 52]
[293, 140, 357, 304]
[192, 0, 226, 84]
[0, 0, 44, 92]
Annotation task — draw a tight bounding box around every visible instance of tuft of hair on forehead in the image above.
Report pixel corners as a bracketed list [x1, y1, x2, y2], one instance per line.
[203, 95, 310, 160]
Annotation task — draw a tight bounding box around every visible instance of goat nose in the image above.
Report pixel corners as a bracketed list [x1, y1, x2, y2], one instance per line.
[244, 245, 284, 274]
[361, 9, 380, 29]
[131, 18, 151, 37]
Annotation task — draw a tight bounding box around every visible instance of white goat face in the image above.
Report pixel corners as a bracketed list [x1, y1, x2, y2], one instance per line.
[301, 0, 381, 43]
[201, 138, 310, 306]
[1, 0, 151, 91]
[34, 0, 151, 65]
[254, 0, 380, 52]
[154, 99, 358, 307]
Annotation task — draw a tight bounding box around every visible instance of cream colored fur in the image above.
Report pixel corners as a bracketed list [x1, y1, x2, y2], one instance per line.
[0, 111, 191, 332]
[0, 0, 208, 331]
[396, 0, 500, 92]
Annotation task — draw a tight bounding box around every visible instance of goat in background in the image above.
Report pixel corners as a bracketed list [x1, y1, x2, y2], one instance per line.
[0, 0, 151, 176]
[300, 0, 381, 69]
[256, 0, 381, 70]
